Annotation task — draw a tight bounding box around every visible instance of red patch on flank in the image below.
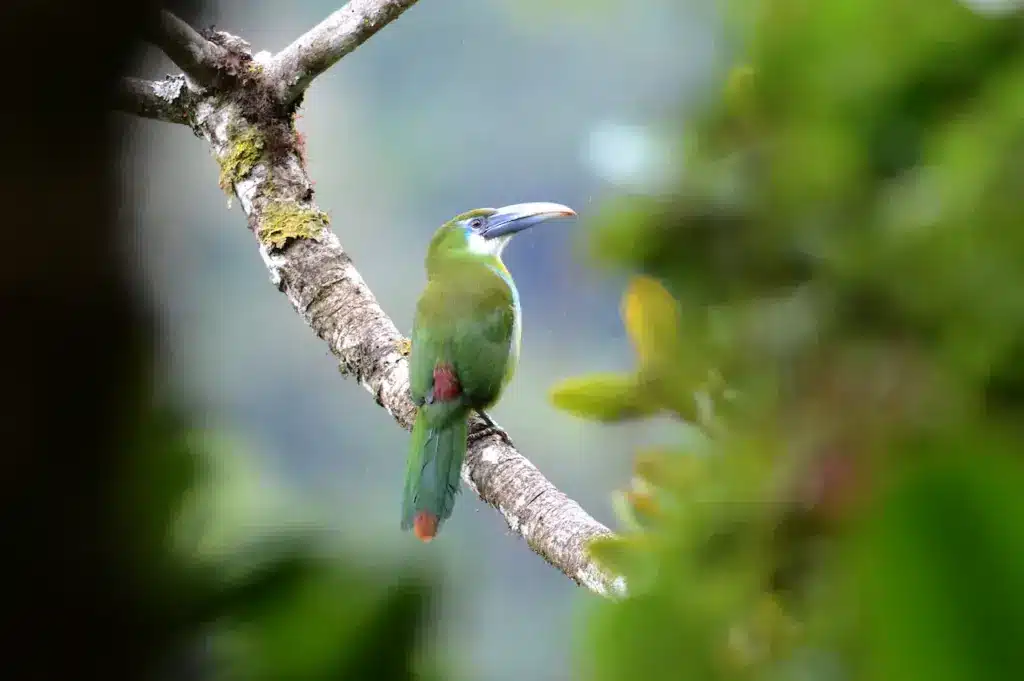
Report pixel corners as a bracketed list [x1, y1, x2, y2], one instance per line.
[413, 511, 439, 542]
[432, 363, 461, 401]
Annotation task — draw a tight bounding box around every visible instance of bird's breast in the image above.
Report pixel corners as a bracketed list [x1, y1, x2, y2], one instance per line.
[488, 262, 523, 376]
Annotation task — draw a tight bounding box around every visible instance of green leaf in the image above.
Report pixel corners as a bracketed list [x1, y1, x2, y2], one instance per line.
[549, 372, 660, 422]
[646, 375, 702, 425]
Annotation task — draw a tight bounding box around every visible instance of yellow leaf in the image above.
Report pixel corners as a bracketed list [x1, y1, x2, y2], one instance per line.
[621, 275, 682, 368]
[549, 373, 660, 422]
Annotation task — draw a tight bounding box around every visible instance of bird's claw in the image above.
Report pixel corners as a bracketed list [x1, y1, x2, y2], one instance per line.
[471, 410, 513, 447]
[476, 409, 499, 429]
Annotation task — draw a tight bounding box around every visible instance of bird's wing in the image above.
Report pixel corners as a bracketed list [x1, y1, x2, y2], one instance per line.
[409, 272, 515, 408]
[409, 284, 445, 406]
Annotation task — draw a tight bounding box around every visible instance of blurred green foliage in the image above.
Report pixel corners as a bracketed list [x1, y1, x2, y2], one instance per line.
[552, 1, 1024, 680]
[121, 407, 437, 681]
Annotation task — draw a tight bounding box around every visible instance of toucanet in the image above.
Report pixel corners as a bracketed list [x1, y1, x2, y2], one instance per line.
[401, 202, 577, 541]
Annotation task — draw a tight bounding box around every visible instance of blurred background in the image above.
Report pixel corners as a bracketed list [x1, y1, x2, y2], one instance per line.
[119, 1, 718, 679]
[98, 1, 1024, 680]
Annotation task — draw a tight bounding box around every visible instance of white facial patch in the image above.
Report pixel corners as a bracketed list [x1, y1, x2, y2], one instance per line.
[466, 229, 511, 257]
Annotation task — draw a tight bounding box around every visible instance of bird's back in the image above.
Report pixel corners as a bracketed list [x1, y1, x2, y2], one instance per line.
[410, 257, 519, 412]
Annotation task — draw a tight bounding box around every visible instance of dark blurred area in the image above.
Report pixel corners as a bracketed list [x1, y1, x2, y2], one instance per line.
[0, 1, 205, 677]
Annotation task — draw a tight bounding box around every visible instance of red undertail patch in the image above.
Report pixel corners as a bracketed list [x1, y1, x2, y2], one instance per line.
[432, 363, 461, 402]
[413, 511, 439, 542]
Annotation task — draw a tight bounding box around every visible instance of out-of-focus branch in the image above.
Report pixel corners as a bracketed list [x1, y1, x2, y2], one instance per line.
[148, 9, 229, 88]
[266, 0, 421, 106]
[114, 76, 197, 125]
[115, 5, 626, 598]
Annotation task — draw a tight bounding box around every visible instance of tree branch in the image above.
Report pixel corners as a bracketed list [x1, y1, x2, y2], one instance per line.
[114, 76, 197, 125]
[267, 0, 421, 106]
[148, 10, 229, 88]
[118, 6, 626, 598]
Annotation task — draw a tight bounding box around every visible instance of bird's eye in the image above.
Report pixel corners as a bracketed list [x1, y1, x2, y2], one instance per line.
[469, 218, 484, 230]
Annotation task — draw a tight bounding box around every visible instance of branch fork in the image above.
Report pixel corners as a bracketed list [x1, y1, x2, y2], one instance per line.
[116, 0, 623, 597]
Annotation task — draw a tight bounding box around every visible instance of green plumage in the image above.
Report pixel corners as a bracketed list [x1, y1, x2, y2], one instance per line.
[401, 211, 521, 538]
[401, 410, 467, 529]
[400, 202, 575, 539]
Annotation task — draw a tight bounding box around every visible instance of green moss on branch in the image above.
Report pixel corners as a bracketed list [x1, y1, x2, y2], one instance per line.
[259, 200, 329, 249]
[217, 126, 265, 194]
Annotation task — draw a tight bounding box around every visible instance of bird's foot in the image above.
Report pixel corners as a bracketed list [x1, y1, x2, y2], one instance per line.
[471, 409, 513, 447]
[476, 409, 500, 429]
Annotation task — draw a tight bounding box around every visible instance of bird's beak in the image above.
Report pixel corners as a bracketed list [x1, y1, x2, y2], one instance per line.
[482, 202, 577, 240]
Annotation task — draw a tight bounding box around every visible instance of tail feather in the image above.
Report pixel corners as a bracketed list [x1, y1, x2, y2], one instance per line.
[401, 407, 468, 540]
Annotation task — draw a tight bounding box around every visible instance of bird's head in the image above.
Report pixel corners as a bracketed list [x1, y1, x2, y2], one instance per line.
[426, 202, 577, 268]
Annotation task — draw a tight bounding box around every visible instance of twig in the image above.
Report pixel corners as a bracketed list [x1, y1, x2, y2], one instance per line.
[114, 76, 197, 125]
[267, 0, 421, 106]
[148, 10, 229, 88]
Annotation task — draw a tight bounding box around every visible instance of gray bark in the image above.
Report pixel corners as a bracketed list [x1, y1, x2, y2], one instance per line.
[148, 10, 230, 88]
[115, 76, 198, 125]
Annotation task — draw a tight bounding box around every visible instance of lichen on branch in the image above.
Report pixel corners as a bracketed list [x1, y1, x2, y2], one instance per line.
[217, 125, 265, 194]
[260, 201, 329, 249]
